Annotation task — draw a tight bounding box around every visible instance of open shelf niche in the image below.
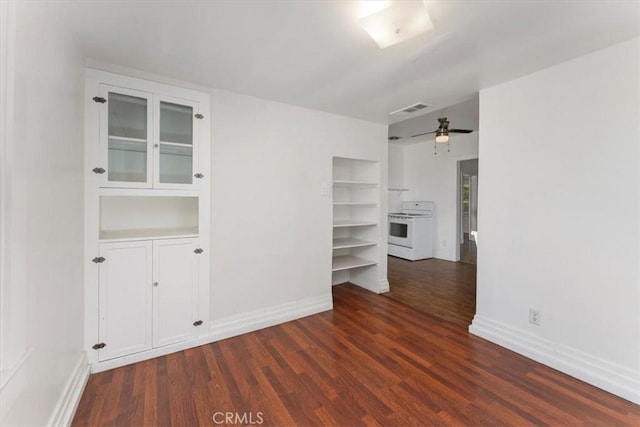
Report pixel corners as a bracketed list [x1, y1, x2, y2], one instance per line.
[99, 195, 198, 242]
[331, 157, 380, 288]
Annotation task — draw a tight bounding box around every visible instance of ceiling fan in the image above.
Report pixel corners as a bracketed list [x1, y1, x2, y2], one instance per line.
[411, 117, 473, 154]
[412, 117, 473, 141]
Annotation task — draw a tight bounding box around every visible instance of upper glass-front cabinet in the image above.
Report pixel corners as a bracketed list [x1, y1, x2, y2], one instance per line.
[156, 98, 198, 187]
[97, 84, 201, 189]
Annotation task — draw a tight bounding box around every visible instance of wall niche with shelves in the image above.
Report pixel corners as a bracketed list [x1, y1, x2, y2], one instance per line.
[331, 157, 380, 289]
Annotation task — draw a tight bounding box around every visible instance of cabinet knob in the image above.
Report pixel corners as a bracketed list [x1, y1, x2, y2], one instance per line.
[154, 144, 159, 148]
[153, 282, 159, 287]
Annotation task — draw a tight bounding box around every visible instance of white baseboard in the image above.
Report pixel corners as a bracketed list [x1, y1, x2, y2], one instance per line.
[469, 315, 640, 405]
[377, 278, 390, 293]
[210, 294, 333, 342]
[48, 353, 90, 427]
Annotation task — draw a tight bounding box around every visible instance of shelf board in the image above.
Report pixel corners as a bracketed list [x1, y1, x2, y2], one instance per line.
[333, 220, 377, 228]
[108, 135, 147, 143]
[160, 141, 193, 147]
[333, 202, 378, 206]
[99, 188, 199, 197]
[332, 238, 377, 250]
[332, 180, 379, 187]
[331, 255, 377, 272]
[99, 227, 198, 242]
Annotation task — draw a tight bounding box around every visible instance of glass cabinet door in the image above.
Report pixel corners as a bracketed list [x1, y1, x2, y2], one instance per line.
[155, 98, 198, 188]
[100, 85, 153, 187]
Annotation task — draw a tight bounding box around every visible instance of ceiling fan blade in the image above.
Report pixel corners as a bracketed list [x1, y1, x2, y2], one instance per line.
[411, 130, 437, 138]
[449, 129, 474, 134]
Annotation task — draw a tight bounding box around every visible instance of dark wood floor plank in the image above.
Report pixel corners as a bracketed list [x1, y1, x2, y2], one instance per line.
[73, 283, 639, 426]
[385, 256, 477, 325]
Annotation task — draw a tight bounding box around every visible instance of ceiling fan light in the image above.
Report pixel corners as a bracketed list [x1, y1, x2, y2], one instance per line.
[435, 133, 449, 143]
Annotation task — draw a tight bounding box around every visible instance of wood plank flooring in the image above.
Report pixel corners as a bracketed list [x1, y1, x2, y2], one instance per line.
[73, 284, 639, 426]
[385, 256, 477, 326]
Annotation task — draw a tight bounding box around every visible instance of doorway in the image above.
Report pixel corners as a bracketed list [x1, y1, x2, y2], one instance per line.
[458, 159, 478, 264]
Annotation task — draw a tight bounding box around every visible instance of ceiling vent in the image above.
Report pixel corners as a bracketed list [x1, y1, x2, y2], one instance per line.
[390, 102, 431, 116]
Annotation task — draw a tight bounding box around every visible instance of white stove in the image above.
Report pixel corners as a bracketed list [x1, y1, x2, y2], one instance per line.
[388, 201, 434, 261]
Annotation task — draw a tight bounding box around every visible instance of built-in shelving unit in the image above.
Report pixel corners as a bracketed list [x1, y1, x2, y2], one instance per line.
[331, 157, 380, 288]
[85, 69, 211, 372]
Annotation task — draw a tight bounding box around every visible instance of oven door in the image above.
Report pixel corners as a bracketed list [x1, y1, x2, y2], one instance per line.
[388, 218, 413, 248]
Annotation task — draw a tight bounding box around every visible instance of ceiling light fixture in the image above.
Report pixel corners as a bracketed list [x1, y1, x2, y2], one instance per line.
[435, 130, 449, 144]
[359, 1, 434, 49]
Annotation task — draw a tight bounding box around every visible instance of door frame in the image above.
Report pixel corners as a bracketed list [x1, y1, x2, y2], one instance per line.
[454, 156, 479, 262]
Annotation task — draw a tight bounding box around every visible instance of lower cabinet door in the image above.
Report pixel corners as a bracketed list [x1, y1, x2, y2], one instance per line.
[153, 238, 198, 348]
[98, 241, 153, 361]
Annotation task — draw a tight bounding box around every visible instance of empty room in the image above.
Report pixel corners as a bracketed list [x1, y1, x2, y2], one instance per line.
[1, 1, 639, 426]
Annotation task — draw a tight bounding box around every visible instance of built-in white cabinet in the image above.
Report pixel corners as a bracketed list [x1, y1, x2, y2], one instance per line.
[97, 241, 153, 361]
[152, 238, 199, 348]
[95, 239, 200, 362]
[85, 70, 211, 372]
[332, 157, 380, 288]
[89, 73, 206, 190]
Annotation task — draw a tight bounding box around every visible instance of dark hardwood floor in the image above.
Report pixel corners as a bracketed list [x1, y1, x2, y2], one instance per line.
[385, 256, 477, 326]
[73, 284, 640, 426]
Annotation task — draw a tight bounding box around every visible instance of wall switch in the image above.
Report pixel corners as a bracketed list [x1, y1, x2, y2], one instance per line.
[529, 308, 541, 326]
[442, 239, 447, 247]
[320, 183, 328, 196]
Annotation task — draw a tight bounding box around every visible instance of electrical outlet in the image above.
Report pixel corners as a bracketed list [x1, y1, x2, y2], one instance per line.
[320, 183, 328, 196]
[529, 308, 541, 326]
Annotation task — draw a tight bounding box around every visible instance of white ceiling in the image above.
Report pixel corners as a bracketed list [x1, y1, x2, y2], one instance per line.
[61, 1, 640, 124]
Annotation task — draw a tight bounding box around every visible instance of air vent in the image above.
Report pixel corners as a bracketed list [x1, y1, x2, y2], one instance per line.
[390, 102, 431, 116]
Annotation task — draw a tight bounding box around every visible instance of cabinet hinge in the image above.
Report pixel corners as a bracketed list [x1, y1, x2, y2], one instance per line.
[194, 113, 204, 119]
[194, 173, 204, 179]
[92, 342, 106, 350]
[92, 96, 107, 104]
[92, 167, 106, 174]
[194, 248, 203, 254]
[92, 256, 106, 263]
[193, 320, 203, 326]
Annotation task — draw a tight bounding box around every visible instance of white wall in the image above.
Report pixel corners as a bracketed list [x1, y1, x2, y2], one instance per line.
[470, 38, 640, 403]
[210, 89, 388, 321]
[0, 2, 86, 426]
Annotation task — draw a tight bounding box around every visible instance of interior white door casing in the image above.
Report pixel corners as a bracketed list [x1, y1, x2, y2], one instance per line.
[98, 241, 153, 361]
[152, 238, 198, 347]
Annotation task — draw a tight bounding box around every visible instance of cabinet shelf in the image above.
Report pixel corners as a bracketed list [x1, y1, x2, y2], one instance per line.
[331, 255, 377, 272]
[332, 238, 377, 250]
[333, 180, 378, 187]
[160, 141, 193, 147]
[109, 137, 147, 153]
[99, 227, 199, 242]
[333, 202, 378, 206]
[333, 220, 377, 228]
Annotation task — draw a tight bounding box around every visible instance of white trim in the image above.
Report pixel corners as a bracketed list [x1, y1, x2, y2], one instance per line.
[91, 335, 214, 373]
[0, 347, 32, 391]
[90, 294, 333, 373]
[210, 294, 333, 342]
[469, 315, 640, 404]
[47, 354, 90, 427]
[378, 278, 390, 293]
